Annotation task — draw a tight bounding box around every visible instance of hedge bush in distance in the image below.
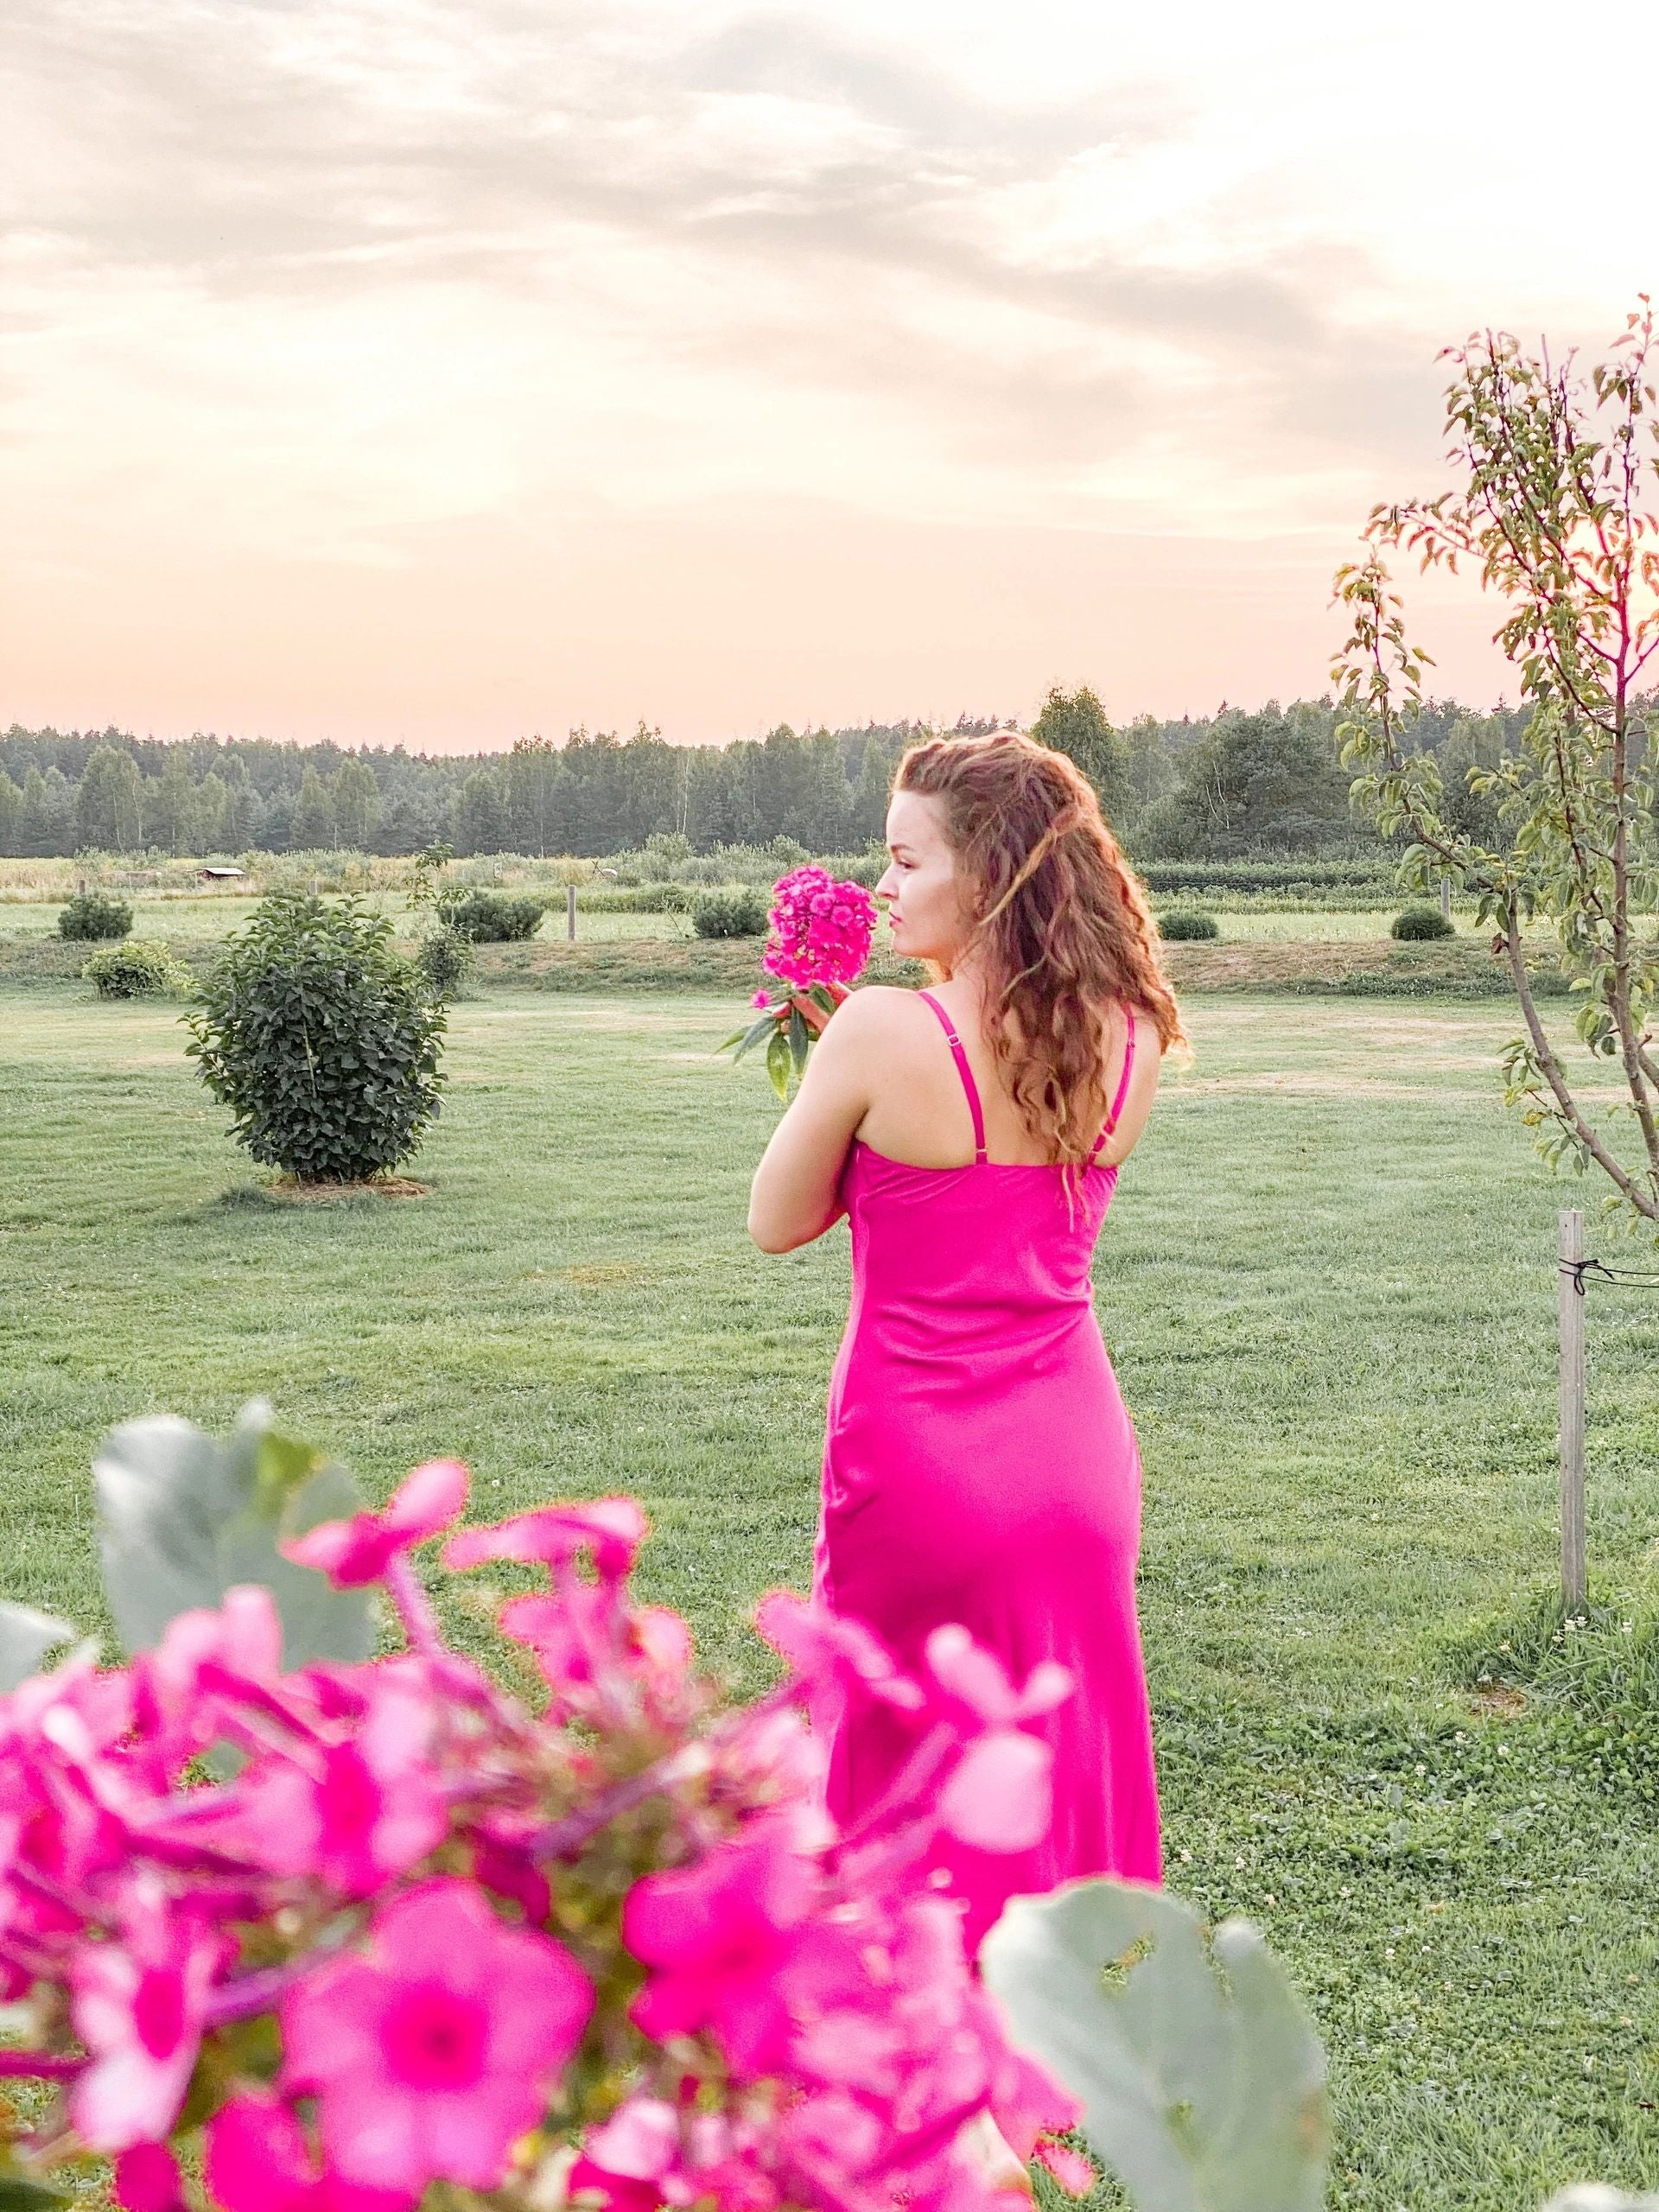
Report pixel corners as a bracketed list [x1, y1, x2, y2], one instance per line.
[59, 891, 134, 942]
[1391, 906, 1455, 941]
[691, 887, 771, 938]
[1160, 909, 1220, 941]
[81, 940, 191, 999]
[186, 894, 446, 1183]
[446, 890, 546, 943]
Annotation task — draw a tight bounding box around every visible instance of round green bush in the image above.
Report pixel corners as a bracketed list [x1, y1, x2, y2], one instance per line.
[692, 888, 772, 939]
[446, 890, 547, 943]
[59, 891, 134, 942]
[1159, 909, 1220, 941]
[81, 939, 190, 999]
[1391, 906, 1455, 941]
[416, 926, 476, 1001]
[186, 894, 446, 1183]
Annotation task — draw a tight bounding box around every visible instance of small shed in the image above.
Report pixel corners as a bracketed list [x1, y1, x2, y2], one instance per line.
[200, 865, 248, 882]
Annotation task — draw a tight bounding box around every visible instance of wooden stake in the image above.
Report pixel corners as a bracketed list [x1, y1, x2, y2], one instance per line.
[567, 883, 577, 942]
[1558, 1208, 1587, 1611]
[1440, 876, 1452, 921]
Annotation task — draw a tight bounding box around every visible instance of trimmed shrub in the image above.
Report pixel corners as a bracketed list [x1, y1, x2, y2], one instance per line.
[59, 891, 134, 942]
[1391, 906, 1455, 941]
[81, 939, 191, 999]
[446, 890, 547, 943]
[415, 927, 476, 1001]
[691, 887, 771, 938]
[1159, 909, 1220, 941]
[186, 895, 445, 1183]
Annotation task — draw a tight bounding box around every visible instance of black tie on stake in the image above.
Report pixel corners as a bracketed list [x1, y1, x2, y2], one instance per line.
[1558, 1256, 1659, 1295]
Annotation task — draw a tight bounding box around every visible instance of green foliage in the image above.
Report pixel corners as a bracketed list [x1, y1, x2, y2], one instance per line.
[416, 925, 477, 1000]
[1137, 858, 1400, 897]
[185, 893, 446, 1182]
[982, 1881, 1329, 2212]
[1334, 302, 1659, 1228]
[81, 938, 192, 998]
[58, 889, 133, 941]
[691, 887, 771, 938]
[1160, 910, 1220, 942]
[94, 1401, 372, 1669]
[1031, 684, 1133, 821]
[447, 889, 548, 942]
[1459, 1585, 1659, 1807]
[1140, 710, 1357, 859]
[1391, 906, 1455, 941]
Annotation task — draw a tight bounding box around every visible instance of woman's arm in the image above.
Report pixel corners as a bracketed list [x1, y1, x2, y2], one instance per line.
[747, 990, 892, 1253]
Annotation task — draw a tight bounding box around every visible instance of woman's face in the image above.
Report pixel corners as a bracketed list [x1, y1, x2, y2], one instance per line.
[877, 791, 976, 965]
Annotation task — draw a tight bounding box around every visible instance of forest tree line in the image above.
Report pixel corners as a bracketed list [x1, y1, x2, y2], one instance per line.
[0, 690, 1539, 863]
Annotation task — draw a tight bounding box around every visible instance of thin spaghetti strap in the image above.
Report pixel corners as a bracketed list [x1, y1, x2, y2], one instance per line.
[916, 990, 988, 1165]
[1088, 1007, 1137, 1163]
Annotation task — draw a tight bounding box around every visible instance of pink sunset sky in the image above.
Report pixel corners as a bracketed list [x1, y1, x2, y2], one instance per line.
[3, 0, 1656, 753]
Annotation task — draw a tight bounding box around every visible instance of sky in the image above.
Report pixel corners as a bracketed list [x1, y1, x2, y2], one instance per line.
[3, 0, 1657, 752]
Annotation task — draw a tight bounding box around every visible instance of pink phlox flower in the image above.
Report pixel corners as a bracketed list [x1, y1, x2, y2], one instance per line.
[132, 1586, 283, 1771]
[281, 1877, 594, 2196]
[497, 1580, 623, 1713]
[976, 1999, 1079, 2160]
[1033, 2139, 1097, 2197]
[472, 1833, 551, 1925]
[750, 989, 772, 1010]
[226, 1670, 448, 1896]
[445, 1496, 647, 1580]
[922, 1626, 1071, 1856]
[205, 2090, 413, 2212]
[70, 1878, 230, 2152]
[776, 2089, 886, 2197]
[711, 1700, 828, 1818]
[573, 2096, 680, 2204]
[763, 868, 877, 991]
[754, 1592, 925, 1716]
[283, 1459, 468, 1588]
[111, 2141, 187, 2212]
[623, 1815, 818, 2080]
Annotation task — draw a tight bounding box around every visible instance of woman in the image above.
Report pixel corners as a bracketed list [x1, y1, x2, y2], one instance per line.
[748, 730, 1184, 1952]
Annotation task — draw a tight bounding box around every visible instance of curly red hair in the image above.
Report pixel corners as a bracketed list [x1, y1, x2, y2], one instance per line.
[893, 731, 1185, 1165]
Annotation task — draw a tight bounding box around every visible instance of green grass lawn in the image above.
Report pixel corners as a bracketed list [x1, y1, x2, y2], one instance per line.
[3, 985, 1658, 2207]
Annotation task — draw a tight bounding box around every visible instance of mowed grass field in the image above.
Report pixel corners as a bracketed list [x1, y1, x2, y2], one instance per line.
[3, 984, 1659, 2208]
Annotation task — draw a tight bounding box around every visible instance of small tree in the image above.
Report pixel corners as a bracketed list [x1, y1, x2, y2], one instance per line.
[1334, 302, 1659, 1230]
[186, 894, 446, 1183]
[1031, 686, 1132, 822]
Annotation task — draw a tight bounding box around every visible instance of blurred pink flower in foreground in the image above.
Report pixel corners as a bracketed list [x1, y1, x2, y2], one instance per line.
[0, 1458, 1083, 2212]
[284, 1459, 467, 1587]
[282, 1880, 593, 2195]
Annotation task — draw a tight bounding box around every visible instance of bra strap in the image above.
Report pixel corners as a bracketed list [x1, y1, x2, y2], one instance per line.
[1088, 1007, 1137, 1163]
[917, 991, 988, 1165]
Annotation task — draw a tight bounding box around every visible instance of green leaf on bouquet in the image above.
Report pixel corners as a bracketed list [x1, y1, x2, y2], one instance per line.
[788, 1006, 810, 1077]
[0, 1601, 76, 1693]
[980, 1878, 1329, 2212]
[94, 1399, 374, 1669]
[727, 1012, 779, 1065]
[766, 1024, 792, 1100]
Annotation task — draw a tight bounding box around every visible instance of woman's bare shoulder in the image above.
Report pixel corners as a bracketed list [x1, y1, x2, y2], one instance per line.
[815, 984, 931, 1065]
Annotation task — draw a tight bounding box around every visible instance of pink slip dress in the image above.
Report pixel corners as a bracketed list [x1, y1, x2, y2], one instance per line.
[812, 990, 1161, 1950]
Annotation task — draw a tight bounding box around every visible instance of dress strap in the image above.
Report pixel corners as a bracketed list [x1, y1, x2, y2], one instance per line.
[1088, 1007, 1137, 1163]
[916, 991, 988, 1165]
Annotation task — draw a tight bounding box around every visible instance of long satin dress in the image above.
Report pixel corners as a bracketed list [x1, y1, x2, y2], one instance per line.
[811, 990, 1160, 1950]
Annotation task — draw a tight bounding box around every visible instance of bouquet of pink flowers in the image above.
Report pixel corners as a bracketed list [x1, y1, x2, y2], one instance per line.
[0, 1411, 1081, 2212]
[721, 868, 879, 1100]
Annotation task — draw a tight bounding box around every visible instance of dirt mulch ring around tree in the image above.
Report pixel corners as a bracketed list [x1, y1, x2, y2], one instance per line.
[247, 1175, 434, 1203]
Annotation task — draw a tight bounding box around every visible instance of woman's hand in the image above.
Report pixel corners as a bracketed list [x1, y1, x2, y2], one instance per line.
[747, 987, 893, 1253]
